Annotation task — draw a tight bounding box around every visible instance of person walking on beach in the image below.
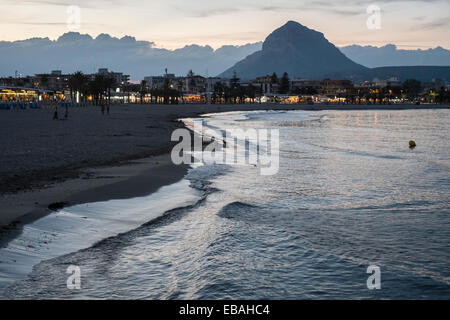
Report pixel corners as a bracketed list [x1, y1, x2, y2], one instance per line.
[53, 105, 58, 120]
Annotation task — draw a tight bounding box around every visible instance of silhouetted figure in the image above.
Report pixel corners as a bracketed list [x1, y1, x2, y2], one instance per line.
[53, 106, 58, 120]
[64, 105, 68, 119]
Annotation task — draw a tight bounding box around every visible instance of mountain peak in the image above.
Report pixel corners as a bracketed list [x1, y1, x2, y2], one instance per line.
[280, 20, 309, 30]
[262, 20, 326, 52]
[275, 20, 322, 35]
[220, 20, 367, 80]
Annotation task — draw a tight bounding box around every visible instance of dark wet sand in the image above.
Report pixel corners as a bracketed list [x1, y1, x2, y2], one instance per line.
[0, 154, 189, 246]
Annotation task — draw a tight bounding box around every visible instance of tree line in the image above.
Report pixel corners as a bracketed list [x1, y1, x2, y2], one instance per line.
[67, 72, 115, 105]
[64, 71, 450, 105]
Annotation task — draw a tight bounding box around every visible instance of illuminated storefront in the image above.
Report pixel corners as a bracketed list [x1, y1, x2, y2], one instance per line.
[0, 87, 39, 102]
[182, 94, 205, 103]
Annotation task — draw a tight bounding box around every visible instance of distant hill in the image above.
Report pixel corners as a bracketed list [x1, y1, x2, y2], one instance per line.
[220, 21, 450, 82]
[367, 66, 450, 82]
[0, 33, 262, 80]
[340, 44, 450, 68]
[219, 21, 368, 80]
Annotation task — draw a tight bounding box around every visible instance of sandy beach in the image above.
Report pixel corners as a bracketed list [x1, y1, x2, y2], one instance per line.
[0, 103, 449, 229]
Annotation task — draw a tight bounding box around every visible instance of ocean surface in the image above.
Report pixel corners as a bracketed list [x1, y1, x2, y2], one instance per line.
[1, 109, 449, 299]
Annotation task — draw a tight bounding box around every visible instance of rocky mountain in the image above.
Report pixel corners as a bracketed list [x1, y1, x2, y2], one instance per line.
[219, 21, 450, 82]
[219, 21, 368, 80]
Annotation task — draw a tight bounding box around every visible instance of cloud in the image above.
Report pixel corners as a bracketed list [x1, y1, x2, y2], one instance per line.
[14, 22, 69, 26]
[3, 0, 123, 9]
[186, 7, 243, 18]
[417, 17, 450, 30]
[177, 1, 366, 18]
[1, 0, 449, 49]
[0, 31, 263, 78]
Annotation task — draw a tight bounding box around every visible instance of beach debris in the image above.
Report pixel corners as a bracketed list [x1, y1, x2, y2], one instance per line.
[48, 202, 69, 211]
[409, 140, 417, 149]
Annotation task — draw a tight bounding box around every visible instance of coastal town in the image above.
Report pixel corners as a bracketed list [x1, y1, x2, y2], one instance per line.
[1, 68, 449, 108]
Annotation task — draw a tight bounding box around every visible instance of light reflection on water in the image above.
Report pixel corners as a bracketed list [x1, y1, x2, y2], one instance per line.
[3, 109, 450, 299]
[0, 179, 201, 295]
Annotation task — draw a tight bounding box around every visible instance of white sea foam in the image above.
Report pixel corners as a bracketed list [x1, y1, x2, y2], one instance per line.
[0, 178, 201, 294]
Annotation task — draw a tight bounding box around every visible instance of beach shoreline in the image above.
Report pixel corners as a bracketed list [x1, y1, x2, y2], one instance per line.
[0, 154, 190, 246]
[0, 103, 449, 231]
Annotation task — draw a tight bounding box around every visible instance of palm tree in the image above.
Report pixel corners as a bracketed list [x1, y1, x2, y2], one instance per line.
[187, 70, 196, 92]
[213, 82, 225, 104]
[402, 79, 422, 102]
[88, 75, 107, 106]
[229, 72, 241, 103]
[104, 77, 115, 106]
[140, 80, 148, 104]
[246, 83, 257, 103]
[279, 72, 290, 94]
[68, 71, 88, 103]
[270, 73, 279, 85]
[122, 83, 132, 104]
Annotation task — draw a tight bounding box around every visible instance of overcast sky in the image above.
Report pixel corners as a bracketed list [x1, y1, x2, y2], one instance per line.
[1, 0, 449, 49]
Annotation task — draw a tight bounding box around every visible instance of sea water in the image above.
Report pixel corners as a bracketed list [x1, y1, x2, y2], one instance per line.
[1, 109, 449, 299]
